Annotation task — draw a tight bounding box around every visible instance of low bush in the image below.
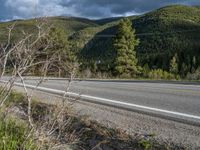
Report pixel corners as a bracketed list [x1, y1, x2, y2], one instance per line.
[0, 116, 36, 150]
[186, 67, 200, 80]
[148, 69, 179, 80]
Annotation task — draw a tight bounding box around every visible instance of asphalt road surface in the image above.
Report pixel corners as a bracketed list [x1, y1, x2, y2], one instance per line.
[1, 77, 200, 124]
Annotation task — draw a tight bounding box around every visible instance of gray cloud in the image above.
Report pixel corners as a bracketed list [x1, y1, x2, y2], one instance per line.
[0, 0, 200, 21]
[60, 0, 200, 17]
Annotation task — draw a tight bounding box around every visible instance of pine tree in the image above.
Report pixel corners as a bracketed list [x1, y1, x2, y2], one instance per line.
[169, 54, 178, 74]
[113, 18, 140, 77]
[143, 63, 150, 77]
[180, 63, 188, 77]
[191, 56, 196, 73]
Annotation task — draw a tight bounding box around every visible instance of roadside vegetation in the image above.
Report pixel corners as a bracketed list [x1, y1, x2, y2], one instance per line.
[0, 115, 36, 150]
[0, 89, 187, 150]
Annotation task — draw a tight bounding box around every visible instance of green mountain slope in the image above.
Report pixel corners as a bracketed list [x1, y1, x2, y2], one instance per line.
[0, 16, 98, 43]
[134, 5, 200, 69]
[74, 5, 200, 72]
[94, 17, 123, 25]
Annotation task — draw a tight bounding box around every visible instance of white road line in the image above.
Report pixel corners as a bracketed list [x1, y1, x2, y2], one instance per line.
[82, 95, 200, 120]
[1, 80, 200, 121]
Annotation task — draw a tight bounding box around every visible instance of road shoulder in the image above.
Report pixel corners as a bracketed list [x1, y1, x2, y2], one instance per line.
[9, 84, 200, 148]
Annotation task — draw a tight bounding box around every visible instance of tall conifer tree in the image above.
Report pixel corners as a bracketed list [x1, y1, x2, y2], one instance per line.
[113, 18, 139, 77]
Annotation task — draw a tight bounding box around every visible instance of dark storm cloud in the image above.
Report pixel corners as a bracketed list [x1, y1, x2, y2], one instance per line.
[60, 0, 200, 18]
[0, 0, 200, 21]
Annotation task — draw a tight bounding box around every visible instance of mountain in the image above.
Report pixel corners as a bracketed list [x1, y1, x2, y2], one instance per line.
[0, 5, 200, 75]
[0, 16, 98, 43]
[72, 5, 200, 72]
[93, 17, 123, 25]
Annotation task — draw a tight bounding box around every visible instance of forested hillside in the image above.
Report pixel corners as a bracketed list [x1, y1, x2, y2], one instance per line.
[0, 16, 98, 43]
[74, 5, 200, 77]
[0, 5, 200, 79]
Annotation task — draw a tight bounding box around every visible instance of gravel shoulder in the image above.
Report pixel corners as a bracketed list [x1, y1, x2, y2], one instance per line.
[5, 85, 200, 149]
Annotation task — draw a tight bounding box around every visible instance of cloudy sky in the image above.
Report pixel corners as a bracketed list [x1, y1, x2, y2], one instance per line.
[0, 0, 200, 21]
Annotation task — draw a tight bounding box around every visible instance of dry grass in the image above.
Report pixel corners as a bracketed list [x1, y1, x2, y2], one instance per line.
[1, 90, 187, 150]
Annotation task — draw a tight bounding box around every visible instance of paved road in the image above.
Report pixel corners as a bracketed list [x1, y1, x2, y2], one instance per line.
[1, 77, 200, 124]
[24, 79, 200, 114]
